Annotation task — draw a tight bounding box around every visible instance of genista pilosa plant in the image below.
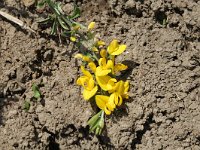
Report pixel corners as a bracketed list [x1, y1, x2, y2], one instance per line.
[38, 0, 129, 135]
[75, 23, 129, 134]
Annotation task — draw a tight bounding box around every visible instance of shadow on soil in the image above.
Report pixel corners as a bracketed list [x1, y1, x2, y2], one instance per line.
[0, 97, 5, 125]
[120, 60, 140, 80]
[57, 124, 114, 149]
[131, 113, 155, 149]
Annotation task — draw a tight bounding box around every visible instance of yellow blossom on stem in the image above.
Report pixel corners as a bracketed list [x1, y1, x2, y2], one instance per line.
[108, 80, 129, 104]
[96, 75, 117, 91]
[95, 95, 116, 115]
[114, 63, 128, 74]
[95, 81, 129, 115]
[96, 57, 113, 76]
[100, 49, 107, 58]
[92, 46, 98, 52]
[88, 62, 96, 73]
[75, 53, 92, 62]
[77, 66, 98, 100]
[88, 22, 95, 31]
[70, 36, 76, 42]
[107, 40, 127, 56]
[97, 40, 105, 46]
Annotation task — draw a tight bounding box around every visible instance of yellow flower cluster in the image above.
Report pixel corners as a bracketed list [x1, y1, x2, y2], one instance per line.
[70, 22, 96, 42]
[76, 39, 129, 115]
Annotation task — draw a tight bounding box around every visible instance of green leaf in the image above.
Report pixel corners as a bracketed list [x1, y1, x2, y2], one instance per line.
[23, 100, 30, 111]
[69, 5, 81, 19]
[37, 0, 47, 9]
[58, 17, 69, 30]
[56, 2, 64, 15]
[87, 110, 104, 135]
[37, 17, 51, 24]
[50, 20, 58, 35]
[88, 111, 101, 127]
[32, 83, 41, 99]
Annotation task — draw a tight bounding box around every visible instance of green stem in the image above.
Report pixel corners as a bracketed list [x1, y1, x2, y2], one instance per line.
[92, 51, 99, 62]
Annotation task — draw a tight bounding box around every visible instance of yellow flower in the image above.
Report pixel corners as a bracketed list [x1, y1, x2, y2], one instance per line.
[96, 57, 113, 76]
[88, 22, 95, 31]
[103, 80, 129, 108]
[77, 66, 98, 100]
[95, 95, 116, 115]
[109, 92, 123, 107]
[109, 80, 129, 99]
[74, 53, 92, 62]
[100, 49, 107, 58]
[70, 36, 76, 42]
[92, 46, 98, 52]
[97, 40, 105, 46]
[107, 40, 127, 56]
[88, 62, 96, 73]
[96, 75, 116, 91]
[72, 24, 80, 31]
[114, 63, 128, 74]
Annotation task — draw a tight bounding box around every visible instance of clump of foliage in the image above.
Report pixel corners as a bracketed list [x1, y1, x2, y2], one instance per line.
[38, 0, 130, 135]
[23, 83, 41, 111]
[37, 0, 82, 35]
[75, 23, 129, 134]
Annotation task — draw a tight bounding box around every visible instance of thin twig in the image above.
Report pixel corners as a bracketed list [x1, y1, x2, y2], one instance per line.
[0, 10, 36, 33]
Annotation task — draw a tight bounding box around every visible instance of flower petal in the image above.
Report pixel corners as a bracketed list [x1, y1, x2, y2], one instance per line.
[104, 107, 111, 115]
[75, 54, 91, 62]
[83, 86, 98, 100]
[95, 95, 109, 109]
[111, 45, 127, 55]
[76, 76, 88, 86]
[92, 46, 98, 52]
[106, 60, 113, 69]
[100, 49, 107, 58]
[107, 78, 117, 90]
[74, 53, 83, 59]
[114, 63, 128, 73]
[88, 62, 96, 73]
[70, 36, 76, 42]
[81, 66, 92, 78]
[88, 22, 95, 30]
[117, 94, 123, 106]
[124, 81, 129, 92]
[98, 58, 106, 67]
[96, 75, 111, 91]
[107, 40, 118, 55]
[107, 94, 116, 111]
[96, 67, 111, 76]
[97, 40, 105, 46]
[87, 78, 95, 90]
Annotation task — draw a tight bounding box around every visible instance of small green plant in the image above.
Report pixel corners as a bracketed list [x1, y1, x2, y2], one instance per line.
[23, 100, 31, 112]
[32, 83, 41, 100]
[23, 83, 41, 111]
[37, 0, 82, 35]
[75, 30, 129, 134]
[37, 0, 130, 135]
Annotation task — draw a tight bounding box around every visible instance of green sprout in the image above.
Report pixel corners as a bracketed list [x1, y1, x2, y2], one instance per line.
[23, 100, 31, 112]
[32, 83, 41, 100]
[23, 83, 41, 112]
